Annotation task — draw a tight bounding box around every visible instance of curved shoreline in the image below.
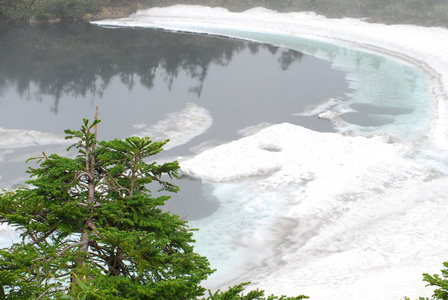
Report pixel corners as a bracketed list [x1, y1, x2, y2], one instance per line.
[92, 6, 448, 151]
[326, 35, 446, 149]
[92, 6, 448, 300]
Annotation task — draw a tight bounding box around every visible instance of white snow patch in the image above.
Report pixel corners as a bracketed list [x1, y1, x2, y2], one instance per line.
[0, 224, 20, 249]
[133, 102, 212, 149]
[0, 128, 68, 149]
[295, 97, 341, 117]
[237, 122, 273, 137]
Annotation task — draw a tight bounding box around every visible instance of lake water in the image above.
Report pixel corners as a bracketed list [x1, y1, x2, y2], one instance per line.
[0, 21, 350, 219]
[1, 20, 432, 221]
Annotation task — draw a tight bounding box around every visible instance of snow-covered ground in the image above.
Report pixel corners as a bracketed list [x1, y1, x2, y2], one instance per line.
[65, 6, 448, 299]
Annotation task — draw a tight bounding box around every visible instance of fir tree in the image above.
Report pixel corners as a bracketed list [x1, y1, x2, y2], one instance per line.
[0, 117, 212, 299]
[405, 261, 448, 300]
[0, 115, 308, 300]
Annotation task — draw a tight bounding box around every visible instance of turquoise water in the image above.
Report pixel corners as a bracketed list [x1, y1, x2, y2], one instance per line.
[178, 28, 432, 139]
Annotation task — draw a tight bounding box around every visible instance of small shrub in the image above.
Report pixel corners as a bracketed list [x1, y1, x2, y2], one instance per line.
[405, 261, 448, 300]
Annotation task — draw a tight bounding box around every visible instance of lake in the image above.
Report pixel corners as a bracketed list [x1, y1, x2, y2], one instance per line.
[0, 21, 351, 219]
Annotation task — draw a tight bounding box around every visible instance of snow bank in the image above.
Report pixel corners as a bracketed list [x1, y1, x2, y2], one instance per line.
[133, 102, 212, 150]
[0, 224, 20, 249]
[183, 124, 445, 300]
[0, 128, 68, 150]
[182, 123, 401, 183]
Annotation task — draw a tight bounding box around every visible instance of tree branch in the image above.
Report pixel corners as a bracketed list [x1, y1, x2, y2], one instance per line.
[77, 203, 101, 208]
[29, 227, 57, 246]
[57, 240, 89, 257]
[75, 171, 93, 183]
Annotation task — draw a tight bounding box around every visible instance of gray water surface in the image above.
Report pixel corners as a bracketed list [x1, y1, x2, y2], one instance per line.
[0, 22, 352, 220]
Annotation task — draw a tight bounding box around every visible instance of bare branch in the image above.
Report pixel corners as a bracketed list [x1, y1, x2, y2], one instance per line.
[90, 106, 99, 174]
[86, 219, 97, 231]
[36, 286, 53, 300]
[30, 227, 57, 246]
[75, 171, 93, 182]
[78, 203, 101, 208]
[103, 168, 131, 196]
[57, 240, 89, 257]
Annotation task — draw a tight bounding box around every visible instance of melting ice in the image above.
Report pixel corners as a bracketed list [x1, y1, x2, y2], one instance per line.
[9, 5, 448, 300]
[133, 103, 213, 150]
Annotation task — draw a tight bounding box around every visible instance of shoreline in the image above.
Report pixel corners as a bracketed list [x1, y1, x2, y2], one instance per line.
[3, 1, 448, 27]
[93, 6, 448, 300]
[92, 6, 448, 151]
[82, 3, 148, 22]
[305, 27, 447, 152]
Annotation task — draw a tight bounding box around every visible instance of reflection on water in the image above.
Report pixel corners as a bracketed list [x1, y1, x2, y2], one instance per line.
[0, 22, 304, 110]
[0, 22, 351, 219]
[200, 29, 431, 138]
[0, 22, 347, 137]
[341, 103, 414, 127]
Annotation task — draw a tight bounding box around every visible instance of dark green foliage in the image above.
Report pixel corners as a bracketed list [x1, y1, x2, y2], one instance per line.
[202, 282, 309, 300]
[0, 118, 308, 299]
[36, 0, 105, 20]
[424, 261, 448, 300]
[2, 0, 448, 25]
[0, 0, 105, 21]
[0, 118, 213, 299]
[405, 262, 448, 300]
[421, 262, 448, 300]
[0, 0, 35, 21]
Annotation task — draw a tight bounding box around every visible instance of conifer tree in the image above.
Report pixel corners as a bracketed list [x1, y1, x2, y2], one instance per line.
[0, 117, 212, 299]
[421, 262, 448, 300]
[405, 261, 448, 300]
[0, 116, 308, 300]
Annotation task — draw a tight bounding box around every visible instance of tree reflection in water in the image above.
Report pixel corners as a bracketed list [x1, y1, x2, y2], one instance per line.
[0, 21, 303, 113]
[0, 22, 350, 219]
